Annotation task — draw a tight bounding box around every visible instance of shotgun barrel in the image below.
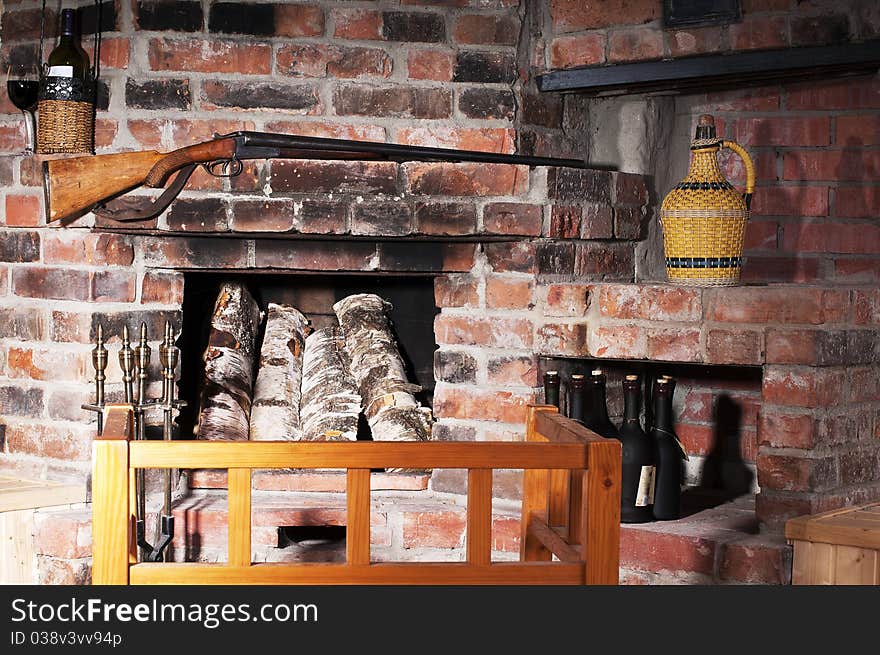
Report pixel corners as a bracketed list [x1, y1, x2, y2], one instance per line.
[43, 130, 588, 222]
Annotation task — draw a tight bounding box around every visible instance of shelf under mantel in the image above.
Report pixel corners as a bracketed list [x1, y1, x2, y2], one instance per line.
[536, 40, 880, 97]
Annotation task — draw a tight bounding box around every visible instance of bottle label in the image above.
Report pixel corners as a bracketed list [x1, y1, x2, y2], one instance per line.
[48, 65, 73, 78]
[635, 465, 656, 507]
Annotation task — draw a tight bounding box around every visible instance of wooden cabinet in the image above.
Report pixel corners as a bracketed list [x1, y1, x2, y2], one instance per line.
[786, 502, 880, 585]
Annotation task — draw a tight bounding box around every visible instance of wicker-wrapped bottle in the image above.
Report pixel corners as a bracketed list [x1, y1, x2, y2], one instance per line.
[660, 114, 754, 287]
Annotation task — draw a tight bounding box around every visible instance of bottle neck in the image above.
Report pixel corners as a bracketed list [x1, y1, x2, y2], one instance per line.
[60, 10, 77, 39]
[622, 385, 640, 421]
[653, 391, 672, 431]
[587, 379, 611, 424]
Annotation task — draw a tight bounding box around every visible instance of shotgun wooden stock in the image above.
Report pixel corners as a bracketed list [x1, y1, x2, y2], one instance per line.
[43, 138, 237, 223]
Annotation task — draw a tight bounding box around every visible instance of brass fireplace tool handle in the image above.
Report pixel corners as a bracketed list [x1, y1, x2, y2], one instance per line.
[82, 320, 186, 563]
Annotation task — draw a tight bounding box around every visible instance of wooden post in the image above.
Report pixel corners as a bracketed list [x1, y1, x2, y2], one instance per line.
[92, 405, 133, 585]
[520, 406, 553, 562]
[346, 469, 371, 566]
[467, 469, 492, 565]
[227, 468, 252, 567]
[582, 439, 621, 585]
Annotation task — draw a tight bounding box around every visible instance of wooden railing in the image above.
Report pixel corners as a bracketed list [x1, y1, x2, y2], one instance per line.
[92, 405, 621, 585]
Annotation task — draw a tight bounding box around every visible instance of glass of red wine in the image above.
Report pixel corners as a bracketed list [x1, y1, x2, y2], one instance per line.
[5, 60, 40, 154]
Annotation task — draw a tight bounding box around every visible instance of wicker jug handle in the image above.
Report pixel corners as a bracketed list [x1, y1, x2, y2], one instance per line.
[721, 140, 754, 211]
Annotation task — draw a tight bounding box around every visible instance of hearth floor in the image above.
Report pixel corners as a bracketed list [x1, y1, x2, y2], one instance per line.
[156, 487, 790, 584]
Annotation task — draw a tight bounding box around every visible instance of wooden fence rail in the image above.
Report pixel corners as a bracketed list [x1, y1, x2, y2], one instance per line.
[92, 404, 621, 585]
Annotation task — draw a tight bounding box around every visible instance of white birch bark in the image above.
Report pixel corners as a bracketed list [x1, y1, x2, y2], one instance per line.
[299, 326, 361, 442]
[196, 282, 262, 441]
[249, 303, 311, 441]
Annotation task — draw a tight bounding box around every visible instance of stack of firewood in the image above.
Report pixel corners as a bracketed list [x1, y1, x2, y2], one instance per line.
[195, 282, 433, 446]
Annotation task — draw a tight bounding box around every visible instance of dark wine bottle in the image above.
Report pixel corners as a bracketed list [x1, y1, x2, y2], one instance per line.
[47, 9, 90, 79]
[618, 375, 655, 523]
[543, 370, 560, 409]
[582, 369, 619, 439]
[568, 374, 585, 423]
[651, 378, 682, 521]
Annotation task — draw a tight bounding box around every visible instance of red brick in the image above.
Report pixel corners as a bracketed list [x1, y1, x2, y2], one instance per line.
[483, 203, 543, 236]
[407, 49, 454, 81]
[433, 385, 536, 424]
[737, 117, 831, 147]
[549, 205, 581, 239]
[96, 37, 129, 70]
[434, 315, 533, 349]
[762, 366, 847, 407]
[744, 220, 778, 251]
[758, 409, 816, 449]
[544, 283, 590, 316]
[719, 535, 791, 584]
[139, 272, 189, 303]
[5, 194, 41, 227]
[757, 453, 837, 492]
[275, 4, 325, 37]
[765, 329, 843, 365]
[550, 0, 658, 32]
[491, 515, 520, 552]
[707, 287, 847, 325]
[740, 256, 821, 284]
[434, 276, 478, 308]
[838, 447, 880, 485]
[333, 8, 382, 39]
[676, 423, 714, 456]
[590, 325, 645, 359]
[7, 347, 85, 381]
[850, 366, 880, 403]
[581, 204, 614, 239]
[13, 268, 90, 301]
[615, 173, 649, 206]
[91, 270, 136, 303]
[788, 79, 880, 111]
[619, 528, 716, 575]
[706, 329, 763, 365]
[485, 241, 536, 274]
[598, 284, 703, 322]
[0, 123, 25, 153]
[270, 160, 397, 194]
[536, 322, 589, 356]
[836, 115, 880, 146]
[265, 121, 385, 142]
[549, 33, 606, 69]
[33, 510, 91, 559]
[402, 510, 465, 549]
[43, 233, 133, 266]
[486, 276, 534, 310]
[835, 186, 880, 218]
[752, 186, 828, 217]
[609, 28, 664, 63]
[405, 162, 529, 196]
[453, 14, 519, 45]
[397, 126, 515, 154]
[730, 15, 788, 50]
[127, 119, 164, 149]
[834, 259, 880, 283]
[148, 38, 271, 74]
[647, 328, 702, 362]
[416, 202, 477, 236]
[38, 559, 91, 586]
[5, 421, 91, 461]
[854, 289, 880, 326]
[756, 493, 816, 530]
[784, 150, 880, 182]
[487, 355, 538, 387]
[668, 26, 727, 57]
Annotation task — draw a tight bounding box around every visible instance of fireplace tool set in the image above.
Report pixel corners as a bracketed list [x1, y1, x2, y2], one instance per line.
[82, 321, 186, 562]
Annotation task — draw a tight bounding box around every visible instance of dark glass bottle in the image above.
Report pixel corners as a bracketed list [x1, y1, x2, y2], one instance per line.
[568, 374, 585, 423]
[619, 375, 655, 523]
[652, 378, 682, 520]
[47, 9, 90, 79]
[582, 369, 619, 439]
[543, 370, 560, 409]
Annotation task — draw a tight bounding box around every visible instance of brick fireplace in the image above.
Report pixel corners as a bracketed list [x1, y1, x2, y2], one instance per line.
[1, 1, 878, 585]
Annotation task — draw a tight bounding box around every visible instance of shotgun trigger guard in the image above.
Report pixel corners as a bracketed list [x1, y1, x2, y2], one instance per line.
[203, 158, 243, 178]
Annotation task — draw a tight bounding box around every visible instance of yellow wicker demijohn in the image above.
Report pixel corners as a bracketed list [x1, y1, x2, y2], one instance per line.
[660, 114, 755, 286]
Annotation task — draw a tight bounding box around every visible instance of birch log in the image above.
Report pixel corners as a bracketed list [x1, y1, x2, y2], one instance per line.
[249, 303, 311, 441]
[333, 294, 432, 446]
[196, 282, 262, 441]
[299, 327, 361, 442]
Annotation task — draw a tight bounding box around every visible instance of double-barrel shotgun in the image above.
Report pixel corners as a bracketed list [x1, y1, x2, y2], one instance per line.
[43, 130, 589, 223]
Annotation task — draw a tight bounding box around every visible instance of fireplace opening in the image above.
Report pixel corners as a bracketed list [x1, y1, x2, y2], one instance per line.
[176, 272, 439, 442]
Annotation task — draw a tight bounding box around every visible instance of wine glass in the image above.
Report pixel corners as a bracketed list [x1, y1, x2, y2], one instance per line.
[5, 59, 40, 154]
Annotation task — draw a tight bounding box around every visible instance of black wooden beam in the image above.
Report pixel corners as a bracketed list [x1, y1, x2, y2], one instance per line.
[536, 40, 880, 96]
